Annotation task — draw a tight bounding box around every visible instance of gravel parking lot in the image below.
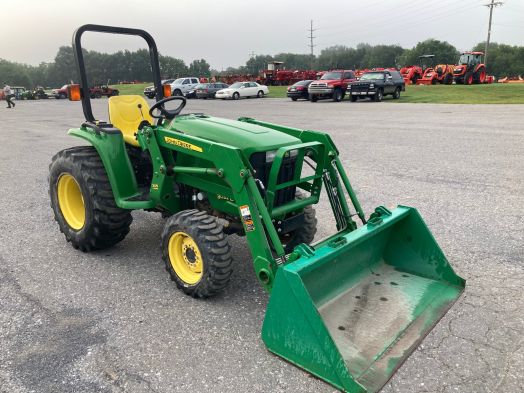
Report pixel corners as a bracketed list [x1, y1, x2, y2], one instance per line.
[1, 98, 523, 393]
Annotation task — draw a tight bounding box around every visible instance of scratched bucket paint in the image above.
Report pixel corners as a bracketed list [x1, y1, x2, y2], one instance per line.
[262, 206, 465, 392]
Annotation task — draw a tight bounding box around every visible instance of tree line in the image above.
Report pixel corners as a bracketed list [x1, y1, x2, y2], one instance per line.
[234, 39, 524, 78]
[0, 47, 211, 88]
[1, 39, 523, 88]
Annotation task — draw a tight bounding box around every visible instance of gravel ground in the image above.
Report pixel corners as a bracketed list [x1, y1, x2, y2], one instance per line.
[0, 97, 523, 393]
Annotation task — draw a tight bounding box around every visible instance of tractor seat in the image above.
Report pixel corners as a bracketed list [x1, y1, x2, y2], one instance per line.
[108, 95, 153, 146]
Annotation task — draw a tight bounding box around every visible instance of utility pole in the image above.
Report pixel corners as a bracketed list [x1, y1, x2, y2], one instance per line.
[484, 0, 503, 67]
[308, 20, 316, 70]
[249, 51, 256, 75]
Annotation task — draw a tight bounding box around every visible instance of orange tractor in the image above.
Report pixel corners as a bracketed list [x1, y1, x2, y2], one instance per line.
[401, 55, 435, 85]
[416, 64, 455, 85]
[400, 65, 423, 85]
[453, 51, 487, 84]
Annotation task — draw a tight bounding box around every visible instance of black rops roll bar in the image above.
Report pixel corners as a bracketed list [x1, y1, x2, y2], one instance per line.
[72, 24, 163, 122]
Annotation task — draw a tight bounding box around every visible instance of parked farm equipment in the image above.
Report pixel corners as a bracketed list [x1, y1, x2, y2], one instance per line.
[50, 24, 465, 393]
[453, 52, 487, 85]
[400, 65, 423, 85]
[498, 75, 524, 83]
[416, 64, 454, 85]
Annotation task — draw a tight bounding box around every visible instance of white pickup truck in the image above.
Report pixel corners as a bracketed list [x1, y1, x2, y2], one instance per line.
[169, 77, 200, 96]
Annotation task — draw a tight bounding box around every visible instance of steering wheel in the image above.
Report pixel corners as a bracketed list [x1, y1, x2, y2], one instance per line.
[149, 96, 186, 120]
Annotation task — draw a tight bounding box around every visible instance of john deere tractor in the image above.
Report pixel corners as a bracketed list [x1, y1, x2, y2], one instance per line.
[49, 25, 465, 393]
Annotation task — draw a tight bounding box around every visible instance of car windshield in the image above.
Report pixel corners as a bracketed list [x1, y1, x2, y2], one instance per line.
[61, 85, 68, 89]
[360, 73, 385, 81]
[321, 72, 342, 80]
[229, 82, 243, 88]
[195, 84, 208, 89]
[172, 78, 185, 85]
[294, 80, 312, 86]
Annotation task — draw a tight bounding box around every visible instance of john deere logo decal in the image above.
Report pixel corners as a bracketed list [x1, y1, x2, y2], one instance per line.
[164, 137, 203, 153]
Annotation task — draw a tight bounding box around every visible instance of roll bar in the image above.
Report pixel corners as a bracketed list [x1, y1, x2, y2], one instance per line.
[72, 24, 163, 122]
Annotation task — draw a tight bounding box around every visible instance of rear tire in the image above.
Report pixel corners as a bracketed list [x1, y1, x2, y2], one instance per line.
[49, 146, 132, 251]
[444, 74, 453, 85]
[291, 97, 298, 101]
[162, 210, 233, 298]
[393, 88, 401, 99]
[310, 95, 318, 102]
[173, 89, 182, 96]
[475, 67, 486, 84]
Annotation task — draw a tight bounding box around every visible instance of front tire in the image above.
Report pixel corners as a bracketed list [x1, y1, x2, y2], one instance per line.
[350, 95, 358, 102]
[374, 89, 384, 102]
[257, 90, 264, 98]
[332, 88, 343, 102]
[278, 193, 317, 253]
[49, 146, 132, 251]
[233, 92, 240, 100]
[464, 72, 473, 85]
[162, 210, 233, 298]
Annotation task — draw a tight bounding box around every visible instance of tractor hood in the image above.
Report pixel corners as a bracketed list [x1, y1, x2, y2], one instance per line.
[166, 114, 301, 157]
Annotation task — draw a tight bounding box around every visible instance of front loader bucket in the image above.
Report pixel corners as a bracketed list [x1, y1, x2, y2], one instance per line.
[262, 206, 465, 393]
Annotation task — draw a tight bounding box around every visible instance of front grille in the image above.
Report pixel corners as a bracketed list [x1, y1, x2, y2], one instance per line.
[350, 84, 371, 92]
[250, 152, 296, 207]
[309, 83, 329, 91]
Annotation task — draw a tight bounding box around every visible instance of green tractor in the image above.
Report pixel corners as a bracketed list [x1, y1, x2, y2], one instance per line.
[49, 25, 465, 393]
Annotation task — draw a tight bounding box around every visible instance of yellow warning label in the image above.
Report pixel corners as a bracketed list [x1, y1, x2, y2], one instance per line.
[164, 136, 203, 153]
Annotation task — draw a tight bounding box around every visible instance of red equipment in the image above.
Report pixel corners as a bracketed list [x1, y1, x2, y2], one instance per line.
[416, 64, 454, 85]
[453, 52, 487, 85]
[400, 66, 423, 85]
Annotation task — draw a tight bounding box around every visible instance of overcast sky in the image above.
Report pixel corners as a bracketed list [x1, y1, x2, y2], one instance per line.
[1, 0, 521, 70]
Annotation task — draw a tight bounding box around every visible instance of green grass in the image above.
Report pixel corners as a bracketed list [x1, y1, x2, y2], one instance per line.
[110, 82, 524, 104]
[396, 83, 524, 104]
[111, 83, 151, 95]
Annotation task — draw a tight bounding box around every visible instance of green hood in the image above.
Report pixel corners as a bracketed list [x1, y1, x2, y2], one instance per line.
[167, 114, 301, 156]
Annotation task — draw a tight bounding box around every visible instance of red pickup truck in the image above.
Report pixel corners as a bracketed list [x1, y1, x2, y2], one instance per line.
[52, 84, 69, 99]
[308, 70, 356, 102]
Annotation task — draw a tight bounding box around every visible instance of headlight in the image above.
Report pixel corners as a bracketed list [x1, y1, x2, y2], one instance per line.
[266, 150, 277, 162]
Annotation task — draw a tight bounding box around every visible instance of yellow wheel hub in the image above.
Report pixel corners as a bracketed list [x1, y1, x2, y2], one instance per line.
[57, 173, 85, 230]
[168, 232, 203, 285]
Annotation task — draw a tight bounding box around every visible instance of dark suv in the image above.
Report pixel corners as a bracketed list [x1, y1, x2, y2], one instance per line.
[347, 70, 405, 102]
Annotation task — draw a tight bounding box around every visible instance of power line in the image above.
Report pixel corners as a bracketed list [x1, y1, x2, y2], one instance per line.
[484, 0, 504, 67]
